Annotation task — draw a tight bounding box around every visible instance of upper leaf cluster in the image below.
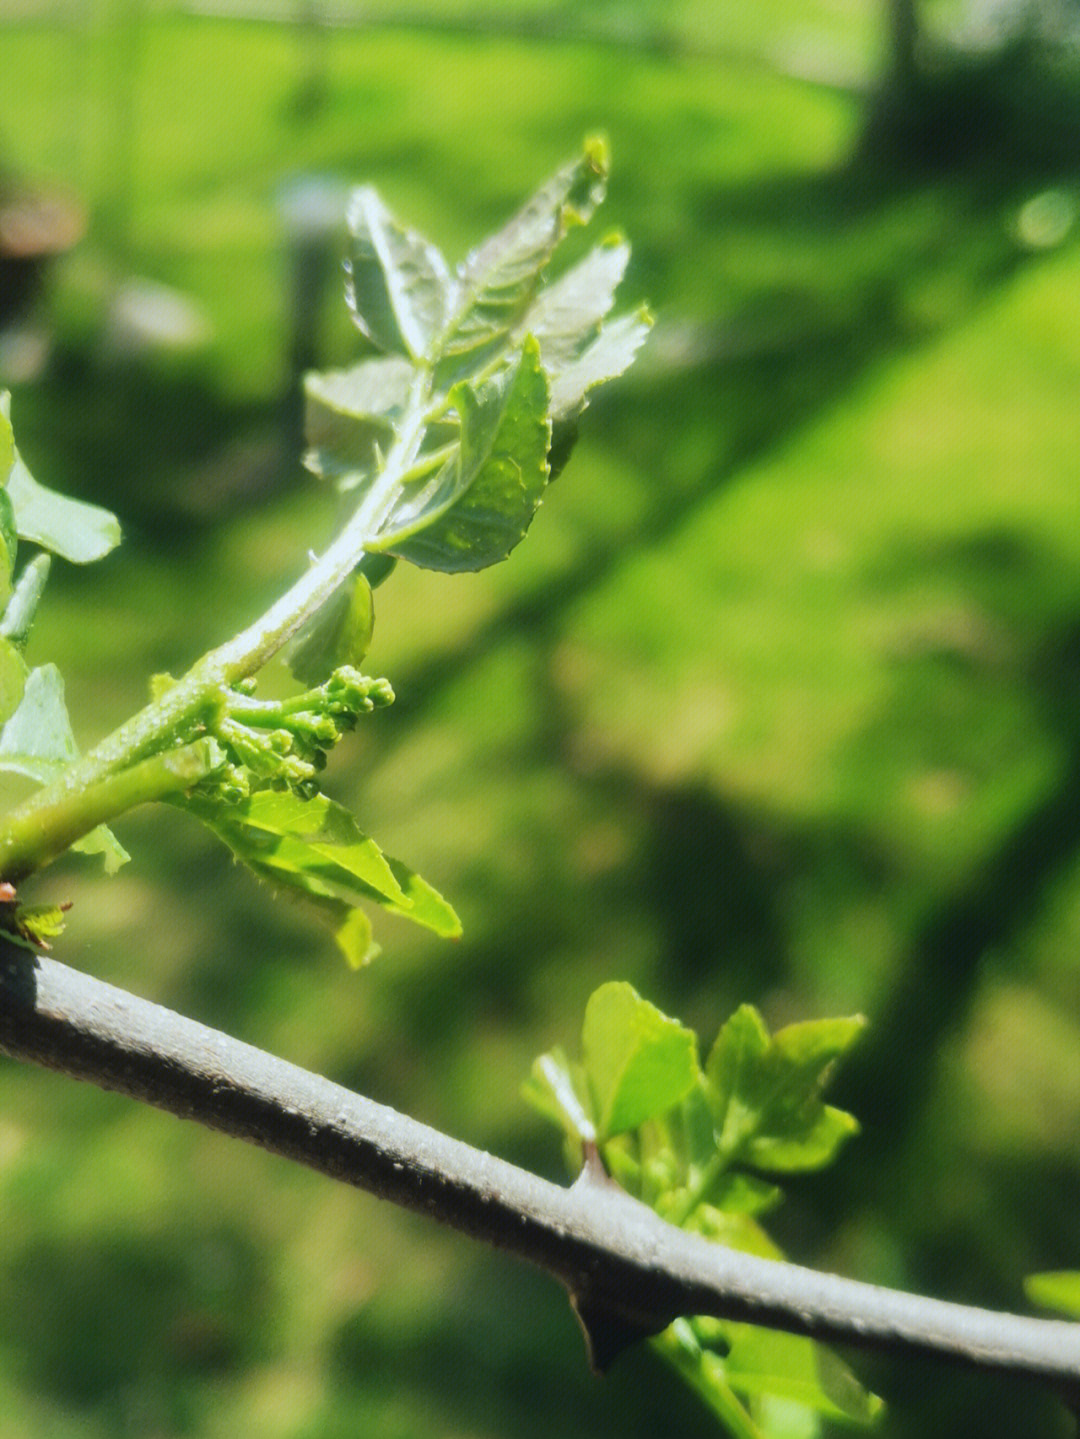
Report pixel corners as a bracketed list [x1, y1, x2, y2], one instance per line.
[304, 139, 651, 575]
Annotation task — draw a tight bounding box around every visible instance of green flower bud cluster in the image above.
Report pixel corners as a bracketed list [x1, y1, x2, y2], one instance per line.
[200, 666, 394, 803]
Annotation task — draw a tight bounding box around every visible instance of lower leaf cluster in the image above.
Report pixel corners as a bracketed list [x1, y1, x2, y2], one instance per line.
[525, 984, 880, 1439]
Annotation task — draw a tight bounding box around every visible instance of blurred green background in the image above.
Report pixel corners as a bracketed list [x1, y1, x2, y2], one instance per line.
[3, 1, 1080, 1436]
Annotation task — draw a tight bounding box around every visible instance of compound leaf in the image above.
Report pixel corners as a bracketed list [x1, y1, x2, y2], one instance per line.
[548, 307, 653, 421]
[705, 1007, 865, 1174]
[523, 231, 631, 370]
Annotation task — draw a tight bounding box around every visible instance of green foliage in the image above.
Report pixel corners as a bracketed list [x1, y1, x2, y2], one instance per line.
[526, 985, 879, 1437]
[0, 146, 648, 962]
[303, 137, 650, 576]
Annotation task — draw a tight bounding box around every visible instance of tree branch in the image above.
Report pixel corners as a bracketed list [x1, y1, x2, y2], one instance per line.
[2, 946, 1079, 1401]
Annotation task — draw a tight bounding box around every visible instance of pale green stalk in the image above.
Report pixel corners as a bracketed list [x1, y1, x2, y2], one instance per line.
[0, 370, 437, 883]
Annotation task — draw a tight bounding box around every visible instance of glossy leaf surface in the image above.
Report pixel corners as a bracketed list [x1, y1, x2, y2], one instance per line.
[581, 982, 699, 1140]
[373, 338, 551, 572]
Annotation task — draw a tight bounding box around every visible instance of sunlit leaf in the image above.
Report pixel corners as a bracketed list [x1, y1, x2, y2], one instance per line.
[1, 554, 50, 647]
[522, 1047, 596, 1143]
[705, 1007, 864, 1173]
[582, 982, 699, 1140]
[434, 139, 609, 388]
[0, 665, 127, 869]
[0, 489, 16, 608]
[179, 787, 461, 944]
[0, 663, 79, 776]
[375, 337, 551, 572]
[333, 904, 381, 969]
[0, 392, 119, 562]
[655, 1322, 768, 1439]
[548, 308, 653, 420]
[1025, 1271, 1080, 1319]
[71, 824, 131, 875]
[0, 395, 13, 480]
[346, 187, 453, 361]
[0, 636, 27, 728]
[745, 1104, 860, 1174]
[13, 901, 69, 950]
[710, 1323, 883, 1428]
[6, 455, 120, 563]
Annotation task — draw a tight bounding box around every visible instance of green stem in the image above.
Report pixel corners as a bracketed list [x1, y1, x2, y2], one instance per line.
[0, 740, 223, 883]
[0, 370, 437, 883]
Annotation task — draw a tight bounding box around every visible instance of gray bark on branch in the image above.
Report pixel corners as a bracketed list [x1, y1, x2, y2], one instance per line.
[2, 946, 1079, 1403]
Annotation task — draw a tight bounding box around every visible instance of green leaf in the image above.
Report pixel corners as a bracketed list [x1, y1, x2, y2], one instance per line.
[654, 1322, 768, 1439]
[333, 905, 381, 969]
[372, 337, 551, 572]
[547, 307, 653, 421]
[0, 488, 17, 608]
[345, 188, 452, 361]
[179, 787, 461, 949]
[0, 663, 79, 777]
[434, 139, 609, 388]
[71, 824, 131, 875]
[287, 570, 375, 686]
[582, 982, 699, 1140]
[6, 454, 120, 563]
[745, 1105, 860, 1174]
[1025, 1271, 1080, 1319]
[0, 636, 27, 728]
[522, 231, 631, 370]
[1, 554, 50, 647]
[0, 393, 14, 480]
[710, 1323, 883, 1428]
[13, 901, 69, 949]
[304, 356, 414, 483]
[705, 1008, 865, 1174]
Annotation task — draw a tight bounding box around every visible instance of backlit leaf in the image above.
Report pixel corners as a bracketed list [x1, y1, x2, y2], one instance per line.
[179, 787, 461, 947]
[522, 232, 630, 370]
[582, 982, 699, 1140]
[547, 307, 653, 420]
